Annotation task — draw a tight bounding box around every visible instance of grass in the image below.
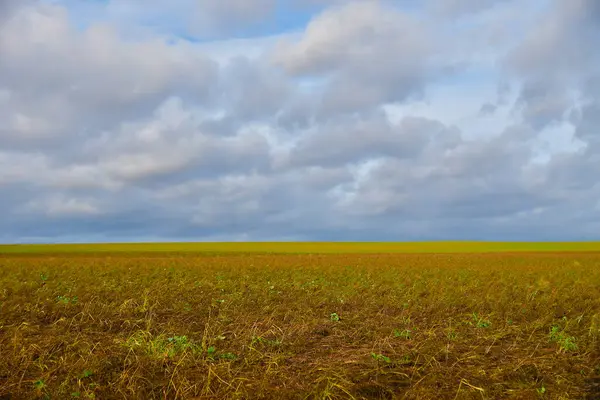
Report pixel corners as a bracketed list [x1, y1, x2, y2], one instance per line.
[2, 241, 600, 255]
[1, 249, 600, 399]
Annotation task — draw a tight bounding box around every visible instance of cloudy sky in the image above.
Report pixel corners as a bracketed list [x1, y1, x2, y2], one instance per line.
[0, 0, 598, 243]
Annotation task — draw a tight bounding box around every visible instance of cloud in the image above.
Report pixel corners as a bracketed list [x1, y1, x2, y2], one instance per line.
[0, 0, 599, 243]
[59, 0, 281, 39]
[23, 195, 102, 218]
[190, 0, 277, 37]
[0, 3, 217, 149]
[501, 0, 600, 194]
[282, 113, 461, 169]
[271, 1, 436, 116]
[429, 0, 513, 16]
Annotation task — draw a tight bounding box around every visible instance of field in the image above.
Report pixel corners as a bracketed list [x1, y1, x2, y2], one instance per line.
[1, 244, 600, 399]
[3, 241, 600, 254]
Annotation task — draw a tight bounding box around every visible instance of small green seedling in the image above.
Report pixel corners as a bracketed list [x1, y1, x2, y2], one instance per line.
[206, 346, 217, 360]
[251, 336, 281, 346]
[160, 335, 199, 357]
[167, 335, 189, 345]
[330, 312, 340, 322]
[371, 353, 391, 363]
[471, 313, 491, 328]
[219, 352, 237, 360]
[80, 369, 93, 379]
[166, 335, 195, 356]
[394, 329, 412, 339]
[549, 325, 578, 352]
[536, 384, 546, 395]
[34, 379, 45, 390]
[205, 345, 236, 361]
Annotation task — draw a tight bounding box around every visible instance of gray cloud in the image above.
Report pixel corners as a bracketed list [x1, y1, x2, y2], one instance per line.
[283, 113, 461, 169]
[514, 80, 572, 130]
[501, 0, 600, 194]
[0, 0, 32, 24]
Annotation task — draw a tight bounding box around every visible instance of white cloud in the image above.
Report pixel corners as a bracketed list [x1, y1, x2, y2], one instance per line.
[0, 3, 217, 146]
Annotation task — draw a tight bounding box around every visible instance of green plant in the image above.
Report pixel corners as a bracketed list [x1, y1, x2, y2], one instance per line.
[251, 336, 281, 346]
[549, 325, 578, 352]
[371, 353, 391, 363]
[124, 332, 201, 358]
[34, 379, 45, 390]
[471, 312, 491, 328]
[536, 384, 546, 395]
[80, 369, 93, 379]
[211, 298, 225, 306]
[165, 335, 198, 357]
[393, 329, 412, 339]
[219, 352, 237, 360]
[206, 346, 217, 360]
[399, 354, 412, 365]
[330, 312, 340, 322]
[204, 346, 236, 361]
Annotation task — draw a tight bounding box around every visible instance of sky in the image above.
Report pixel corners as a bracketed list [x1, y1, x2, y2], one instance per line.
[0, 0, 599, 243]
